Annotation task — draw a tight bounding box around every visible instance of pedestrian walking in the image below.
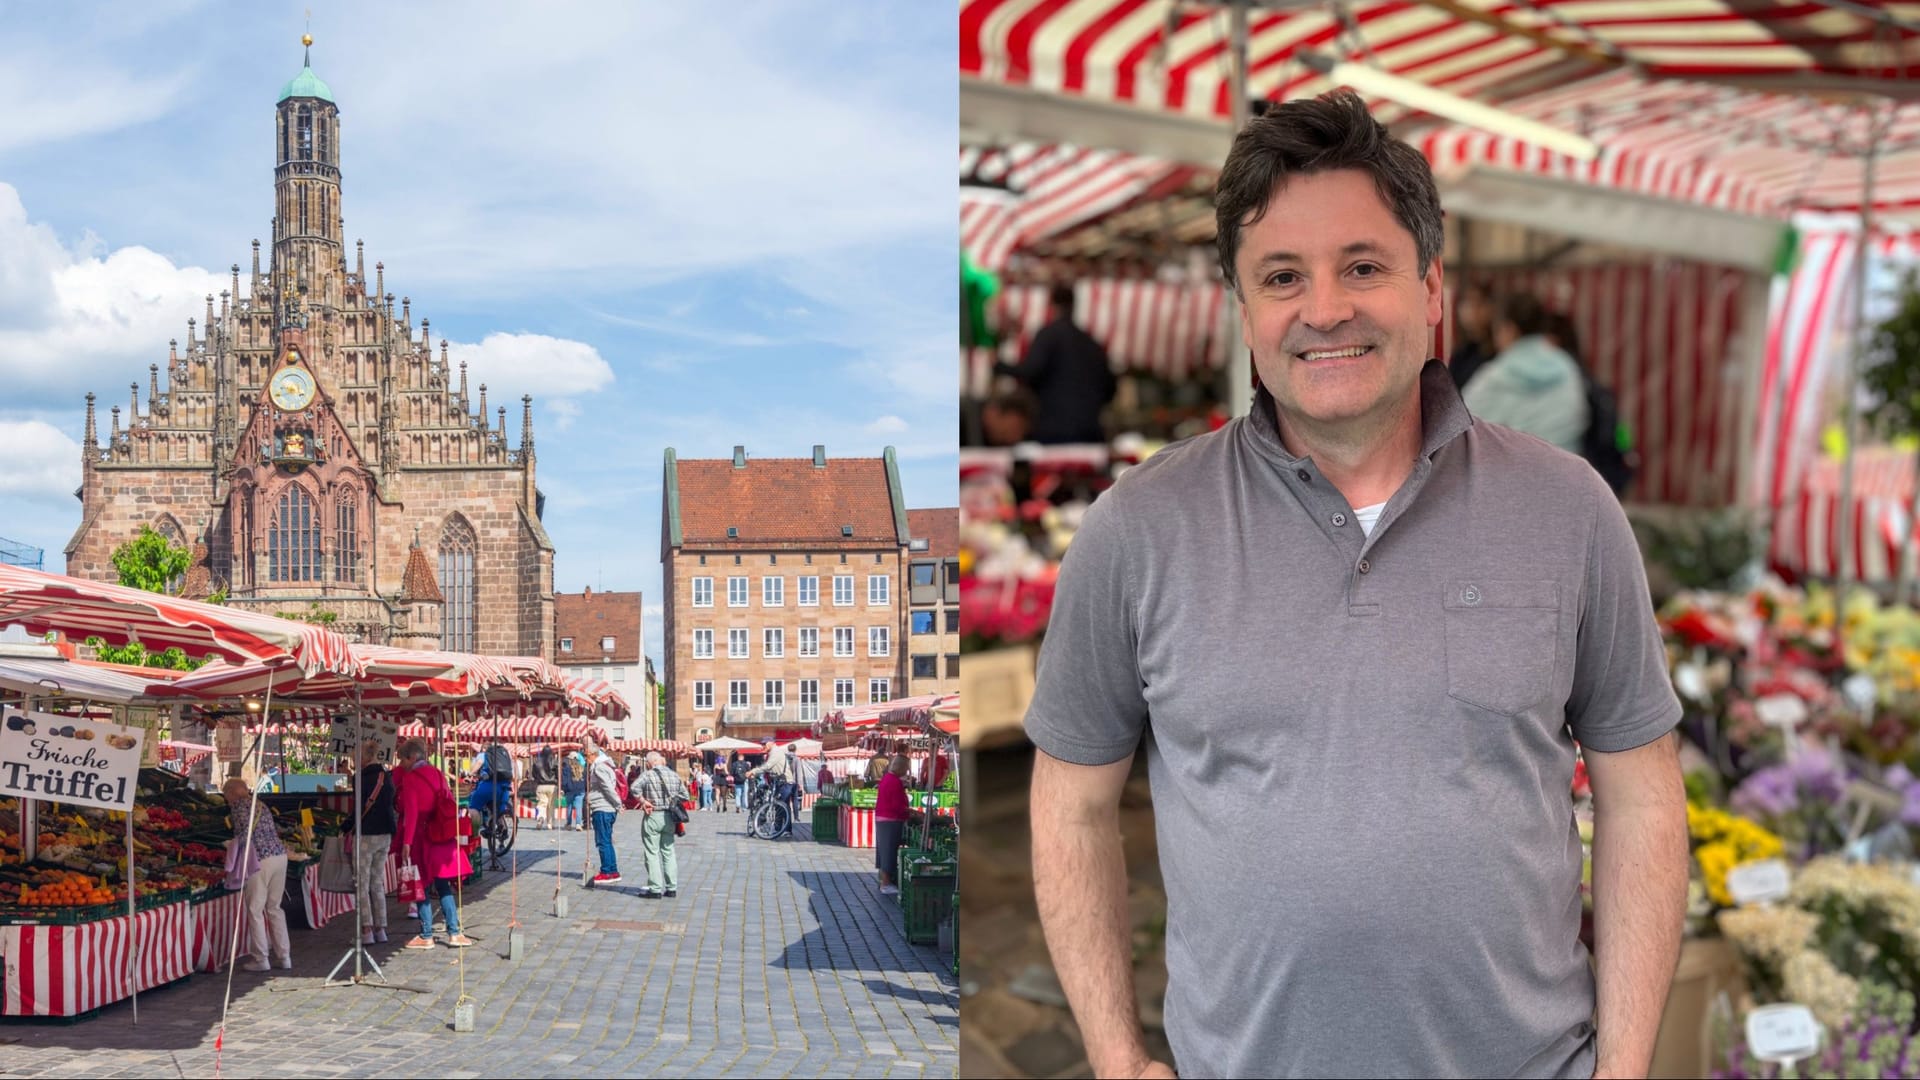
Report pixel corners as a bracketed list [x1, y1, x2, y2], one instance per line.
[584, 738, 623, 884]
[531, 744, 559, 830]
[222, 778, 291, 972]
[355, 738, 395, 945]
[561, 745, 587, 829]
[729, 752, 751, 814]
[716, 768, 735, 813]
[635, 752, 690, 899]
[697, 765, 714, 811]
[393, 738, 473, 949]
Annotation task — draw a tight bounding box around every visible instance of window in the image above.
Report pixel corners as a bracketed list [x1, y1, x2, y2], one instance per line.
[869, 627, 890, 657]
[438, 516, 477, 653]
[944, 557, 961, 603]
[728, 628, 748, 659]
[728, 680, 750, 708]
[269, 485, 322, 582]
[600, 636, 615, 651]
[335, 490, 360, 583]
[763, 576, 783, 607]
[869, 678, 891, 704]
[834, 679, 855, 707]
[798, 627, 819, 658]
[692, 629, 713, 659]
[910, 560, 938, 604]
[911, 611, 936, 635]
[799, 679, 820, 722]
[912, 655, 937, 678]
[611, 668, 625, 682]
[727, 576, 748, 607]
[560, 637, 574, 652]
[692, 577, 713, 607]
[798, 576, 819, 606]
[693, 681, 714, 711]
[946, 610, 960, 634]
[868, 575, 890, 605]
[833, 627, 854, 658]
[832, 575, 854, 606]
[764, 628, 784, 658]
[946, 653, 960, 678]
[764, 680, 784, 708]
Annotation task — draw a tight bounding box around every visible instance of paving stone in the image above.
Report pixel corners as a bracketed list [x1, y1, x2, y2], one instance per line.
[0, 814, 958, 1077]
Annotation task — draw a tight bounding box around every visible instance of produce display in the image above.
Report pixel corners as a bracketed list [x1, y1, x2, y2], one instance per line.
[0, 768, 301, 921]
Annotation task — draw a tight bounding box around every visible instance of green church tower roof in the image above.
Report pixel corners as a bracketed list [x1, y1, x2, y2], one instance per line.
[278, 39, 334, 104]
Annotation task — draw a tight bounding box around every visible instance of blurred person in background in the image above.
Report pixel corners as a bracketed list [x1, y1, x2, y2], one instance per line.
[1463, 292, 1589, 455]
[995, 283, 1115, 444]
[979, 387, 1037, 446]
[1447, 279, 1496, 392]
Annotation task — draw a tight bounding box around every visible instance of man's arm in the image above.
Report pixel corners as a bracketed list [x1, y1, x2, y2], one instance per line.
[1031, 748, 1174, 1080]
[1584, 732, 1688, 1080]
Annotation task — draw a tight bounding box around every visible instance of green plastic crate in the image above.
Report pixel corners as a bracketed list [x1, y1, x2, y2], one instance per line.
[846, 788, 878, 809]
[901, 867, 956, 945]
[812, 803, 840, 843]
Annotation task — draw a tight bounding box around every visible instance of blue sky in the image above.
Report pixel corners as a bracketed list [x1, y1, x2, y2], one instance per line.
[0, 1, 959, 669]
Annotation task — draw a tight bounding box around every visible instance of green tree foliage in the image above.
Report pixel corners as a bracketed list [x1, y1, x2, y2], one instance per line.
[83, 638, 202, 671]
[108, 525, 189, 595]
[1865, 270, 1920, 445]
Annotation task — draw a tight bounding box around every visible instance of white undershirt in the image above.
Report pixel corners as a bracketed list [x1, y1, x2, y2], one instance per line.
[1353, 501, 1388, 537]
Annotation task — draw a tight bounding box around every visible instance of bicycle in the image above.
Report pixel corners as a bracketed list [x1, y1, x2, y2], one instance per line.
[468, 785, 518, 868]
[748, 777, 800, 841]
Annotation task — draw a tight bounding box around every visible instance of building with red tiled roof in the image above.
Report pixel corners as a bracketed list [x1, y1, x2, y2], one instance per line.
[550, 587, 657, 737]
[661, 445, 909, 743]
[904, 508, 960, 697]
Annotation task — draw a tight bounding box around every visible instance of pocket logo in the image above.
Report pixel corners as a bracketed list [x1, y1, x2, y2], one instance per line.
[1461, 585, 1481, 606]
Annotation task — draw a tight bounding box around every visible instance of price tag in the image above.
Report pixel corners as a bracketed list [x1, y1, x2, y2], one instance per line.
[299, 809, 314, 830]
[1745, 1004, 1820, 1064]
[1727, 859, 1791, 906]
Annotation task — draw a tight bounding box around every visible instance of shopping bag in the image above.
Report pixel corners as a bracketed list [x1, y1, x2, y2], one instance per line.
[395, 860, 425, 904]
[223, 837, 262, 892]
[318, 834, 355, 893]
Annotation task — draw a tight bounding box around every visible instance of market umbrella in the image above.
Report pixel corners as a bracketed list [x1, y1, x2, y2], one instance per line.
[0, 564, 362, 676]
[693, 736, 762, 752]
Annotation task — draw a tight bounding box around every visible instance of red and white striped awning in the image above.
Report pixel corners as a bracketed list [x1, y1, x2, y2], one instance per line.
[452, 715, 597, 744]
[0, 564, 361, 676]
[824, 692, 961, 733]
[965, 2, 1920, 128]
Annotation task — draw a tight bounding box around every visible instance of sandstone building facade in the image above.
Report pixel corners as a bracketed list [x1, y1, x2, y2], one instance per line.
[904, 508, 960, 698]
[63, 44, 554, 656]
[661, 446, 911, 744]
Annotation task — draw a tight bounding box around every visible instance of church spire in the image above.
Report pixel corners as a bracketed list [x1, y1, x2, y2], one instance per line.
[83, 393, 96, 450]
[521, 395, 534, 456]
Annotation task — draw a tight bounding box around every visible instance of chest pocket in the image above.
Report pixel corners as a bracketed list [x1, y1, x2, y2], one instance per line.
[1443, 579, 1560, 717]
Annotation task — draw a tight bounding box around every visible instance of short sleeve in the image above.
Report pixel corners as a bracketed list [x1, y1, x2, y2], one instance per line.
[1023, 489, 1150, 766]
[1567, 487, 1681, 752]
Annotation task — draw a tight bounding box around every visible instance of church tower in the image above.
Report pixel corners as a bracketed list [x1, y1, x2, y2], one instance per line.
[273, 35, 346, 312]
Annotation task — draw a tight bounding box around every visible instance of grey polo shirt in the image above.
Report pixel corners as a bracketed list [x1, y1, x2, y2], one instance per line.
[1025, 360, 1680, 1079]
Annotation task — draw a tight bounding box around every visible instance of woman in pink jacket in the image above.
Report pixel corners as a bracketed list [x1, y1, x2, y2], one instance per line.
[392, 738, 473, 949]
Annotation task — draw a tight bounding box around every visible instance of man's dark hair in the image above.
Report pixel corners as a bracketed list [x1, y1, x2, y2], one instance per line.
[1499, 293, 1551, 339]
[985, 387, 1037, 419]
[1542, 310, 1583, 365]
[1049, 283, 1076, 315]
[1214, 89, 1444, 295]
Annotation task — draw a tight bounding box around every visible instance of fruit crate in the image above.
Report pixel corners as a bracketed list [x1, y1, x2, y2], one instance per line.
[900, 859, 956, 945]
[811, 801, 840, 843]
[845, 788, 878, 809]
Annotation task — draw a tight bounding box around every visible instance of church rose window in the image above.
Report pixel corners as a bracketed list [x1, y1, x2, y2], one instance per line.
[439, 517, 478, 653]
[269, 485, 321, 583]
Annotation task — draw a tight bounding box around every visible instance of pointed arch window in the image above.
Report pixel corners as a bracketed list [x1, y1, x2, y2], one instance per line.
[269, 484, 321, 583]
[334, 487, 360, 584]
[153, 516, 187, 594]
[439, 517, 477, 653]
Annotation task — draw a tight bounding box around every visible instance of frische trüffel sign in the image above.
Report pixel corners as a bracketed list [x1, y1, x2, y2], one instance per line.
[0, 707, 146, 812]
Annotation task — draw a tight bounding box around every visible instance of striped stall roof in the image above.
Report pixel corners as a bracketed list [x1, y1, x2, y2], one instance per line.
[0, 565, 361, 677]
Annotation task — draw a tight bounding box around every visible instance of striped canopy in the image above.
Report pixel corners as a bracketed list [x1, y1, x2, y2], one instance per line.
[0, 564, 361, 676]
[823, 692, 962, 733]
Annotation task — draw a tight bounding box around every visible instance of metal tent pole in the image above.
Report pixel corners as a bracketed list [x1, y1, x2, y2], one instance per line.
[1836, 106, 1881, 616]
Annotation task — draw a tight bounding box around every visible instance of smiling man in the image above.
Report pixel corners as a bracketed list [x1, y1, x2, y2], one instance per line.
[1026, 91, 1688, 1079]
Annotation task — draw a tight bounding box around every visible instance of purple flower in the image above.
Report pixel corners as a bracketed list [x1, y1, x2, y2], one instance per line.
[1886, 764, 1920, 826]
[1731, 764, 1800, 819]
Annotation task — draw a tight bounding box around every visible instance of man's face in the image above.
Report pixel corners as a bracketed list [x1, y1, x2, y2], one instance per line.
[1234, 169, 1442, 433]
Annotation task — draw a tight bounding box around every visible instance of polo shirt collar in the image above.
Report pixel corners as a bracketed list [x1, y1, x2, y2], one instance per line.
[1242, 358, 1474, 467]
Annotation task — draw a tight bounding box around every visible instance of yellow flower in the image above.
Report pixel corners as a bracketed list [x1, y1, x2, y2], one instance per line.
[1696, 842, 1737, 907]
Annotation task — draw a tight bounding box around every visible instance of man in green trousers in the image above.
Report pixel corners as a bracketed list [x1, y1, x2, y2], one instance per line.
[635, 751, 690, 899]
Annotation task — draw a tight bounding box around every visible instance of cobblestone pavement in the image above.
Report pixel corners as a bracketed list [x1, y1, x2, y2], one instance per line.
[0, 809, 958, 1078]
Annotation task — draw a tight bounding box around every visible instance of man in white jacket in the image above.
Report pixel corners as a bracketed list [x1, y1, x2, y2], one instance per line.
[583, 737, 623, 885]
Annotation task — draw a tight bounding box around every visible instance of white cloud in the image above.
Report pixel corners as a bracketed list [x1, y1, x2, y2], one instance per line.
[0, 50, 195, 155]
[445, 333, 615, 411]
[0, 183, 226, 410]
[0, 420, 82, 500]
[866, 415, 910, 434]
[546, 399, 582, 431]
